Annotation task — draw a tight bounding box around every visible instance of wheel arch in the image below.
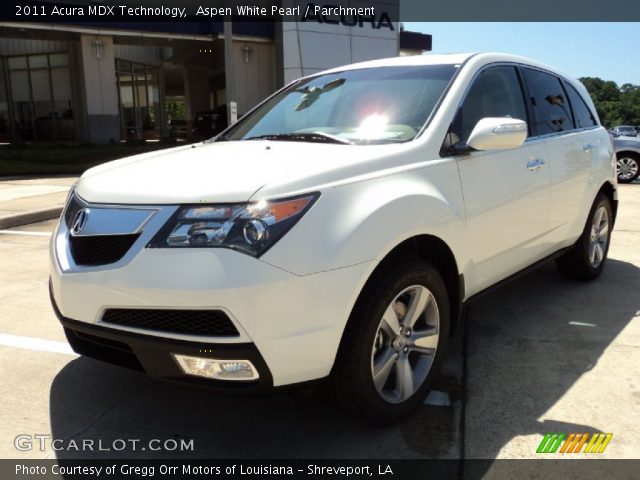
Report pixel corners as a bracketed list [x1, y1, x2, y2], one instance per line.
[615, 149, 640, 161]
[351, 234, 464, 337]
[597, 181, 618, 226]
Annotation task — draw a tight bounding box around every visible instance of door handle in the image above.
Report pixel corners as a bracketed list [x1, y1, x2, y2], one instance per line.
[583, 144, 595, 152]
[527, 159, 545, 171]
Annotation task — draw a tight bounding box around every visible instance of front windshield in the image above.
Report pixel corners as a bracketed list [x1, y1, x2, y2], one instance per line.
[223, 65, 458, 145]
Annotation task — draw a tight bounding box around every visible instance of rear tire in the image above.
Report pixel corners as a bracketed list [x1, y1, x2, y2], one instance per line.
[555, 193, 613, 281]
[616, 153, 640, 183]
[327, 257, 449, 426]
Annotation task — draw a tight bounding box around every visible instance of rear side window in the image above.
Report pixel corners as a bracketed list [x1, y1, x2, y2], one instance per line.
[523, 68, 574, 136]
[450, 65, 527, 144]
[564, 82, 598, 129]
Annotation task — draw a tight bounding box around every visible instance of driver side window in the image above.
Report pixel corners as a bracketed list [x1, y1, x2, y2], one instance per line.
[450, 66, 528, 145]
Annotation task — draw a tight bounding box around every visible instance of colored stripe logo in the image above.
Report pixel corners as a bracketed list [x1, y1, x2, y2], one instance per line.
[537, 433, 613, 454]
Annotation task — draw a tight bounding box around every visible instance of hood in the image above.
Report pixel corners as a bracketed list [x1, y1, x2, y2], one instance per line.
[75, 140, 409, 204]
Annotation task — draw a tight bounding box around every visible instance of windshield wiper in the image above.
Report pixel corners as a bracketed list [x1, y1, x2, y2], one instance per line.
[245, 132, 352, 145]
[210, 134, 229, 142]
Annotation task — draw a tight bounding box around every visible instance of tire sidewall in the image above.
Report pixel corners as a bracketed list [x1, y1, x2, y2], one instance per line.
[577, 194, 613, 276]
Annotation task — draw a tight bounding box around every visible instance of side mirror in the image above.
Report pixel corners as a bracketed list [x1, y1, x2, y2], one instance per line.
[467, 117, 527, 151]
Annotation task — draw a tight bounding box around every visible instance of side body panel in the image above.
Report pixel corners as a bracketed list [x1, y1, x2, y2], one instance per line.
[545, 127, 615, 246]
[261, 158, 468, 277]
[454, 140, 551, 294]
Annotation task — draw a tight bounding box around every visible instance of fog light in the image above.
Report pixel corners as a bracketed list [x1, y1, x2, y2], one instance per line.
[172, 354, 259, 381]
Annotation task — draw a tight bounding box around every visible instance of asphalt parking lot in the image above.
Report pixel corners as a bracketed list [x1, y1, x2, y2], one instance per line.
[0, 184, 638, 465]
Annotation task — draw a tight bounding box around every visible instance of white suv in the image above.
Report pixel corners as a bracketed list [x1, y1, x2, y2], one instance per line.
[50, 53, 617, 425]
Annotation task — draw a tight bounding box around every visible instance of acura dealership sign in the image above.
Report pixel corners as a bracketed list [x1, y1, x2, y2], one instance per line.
[282, 0, 400, 84]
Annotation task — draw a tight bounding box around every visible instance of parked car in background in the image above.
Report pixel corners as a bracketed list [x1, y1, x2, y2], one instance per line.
[168, 119, 188, 139]
[192, 105, 228, 140]
[613, 135, 640, 183]
[50, 53, 617, 425]
[611, 125, 638, 137]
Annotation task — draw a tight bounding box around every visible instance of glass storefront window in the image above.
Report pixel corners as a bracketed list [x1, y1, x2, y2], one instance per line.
[9, 70, 29, 101]
[9, 70, 32, 141]
[51, 67, 74, 140]
[28, 55, 48, 69]
[0, 62, 9, 141]
[49, 53, 69, 67]
[148, 67, 160, 129]
[51, 68, 72, 102]
[31, 69, 54, 140]
[7, 57, 27, 69]
[3, 52, 74, 141]
[117, 60, 136, 140]
[116, 59, 160, 140]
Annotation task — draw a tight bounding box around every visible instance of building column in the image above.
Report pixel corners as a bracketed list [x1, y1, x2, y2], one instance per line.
[183, 65, 211, 120]
[78, 34, 120, 143]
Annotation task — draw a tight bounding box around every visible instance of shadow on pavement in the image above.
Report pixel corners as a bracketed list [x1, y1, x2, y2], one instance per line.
[48, 354, 455, 460]
[463, 258, 639, 475]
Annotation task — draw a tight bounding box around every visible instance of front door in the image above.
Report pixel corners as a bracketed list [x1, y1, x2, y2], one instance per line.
[451, 65, 551, 293]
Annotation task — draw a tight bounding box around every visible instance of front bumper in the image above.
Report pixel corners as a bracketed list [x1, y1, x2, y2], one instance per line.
[50, 208, 376, 387]
[51, 289, 274, 394]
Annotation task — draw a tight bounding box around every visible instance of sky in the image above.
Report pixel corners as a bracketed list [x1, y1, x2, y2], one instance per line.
[404, 23, 640, 86]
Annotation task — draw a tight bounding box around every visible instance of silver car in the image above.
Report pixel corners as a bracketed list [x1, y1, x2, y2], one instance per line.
[614, 135, 640, 183]
[612, 125, 639, 138]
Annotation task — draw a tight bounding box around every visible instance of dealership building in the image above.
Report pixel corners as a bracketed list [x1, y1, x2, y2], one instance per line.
[0, 1, 431, 143]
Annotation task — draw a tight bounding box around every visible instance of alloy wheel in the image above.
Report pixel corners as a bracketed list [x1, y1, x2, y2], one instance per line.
[370, 285, 439, 404]
[617, 157, 639, 182]
[589, 205, 609, 268]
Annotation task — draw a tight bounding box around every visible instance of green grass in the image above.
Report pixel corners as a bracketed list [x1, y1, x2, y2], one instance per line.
[0, 142, 179, 177]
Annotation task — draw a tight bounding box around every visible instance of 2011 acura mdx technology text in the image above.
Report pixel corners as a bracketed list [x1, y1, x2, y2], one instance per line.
[50, 53, 617, 425]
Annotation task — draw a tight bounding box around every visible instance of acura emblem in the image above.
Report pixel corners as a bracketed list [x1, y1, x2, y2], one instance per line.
[70, 209, 89, 235]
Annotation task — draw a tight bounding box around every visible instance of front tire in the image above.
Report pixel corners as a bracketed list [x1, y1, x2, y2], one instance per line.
[555, 193, 613, 281]
[327, 257, 450, 426]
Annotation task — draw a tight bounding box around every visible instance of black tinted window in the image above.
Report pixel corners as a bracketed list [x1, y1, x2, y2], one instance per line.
[565, 82, 597, 129]
[523, 68, 574, 135]
[451, 66, 527, 144]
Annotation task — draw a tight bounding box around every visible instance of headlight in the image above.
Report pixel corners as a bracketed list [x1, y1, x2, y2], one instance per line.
[148, 193, 319, 257]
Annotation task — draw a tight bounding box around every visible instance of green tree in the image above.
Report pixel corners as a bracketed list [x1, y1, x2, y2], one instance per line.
[579, 77, 640, 128]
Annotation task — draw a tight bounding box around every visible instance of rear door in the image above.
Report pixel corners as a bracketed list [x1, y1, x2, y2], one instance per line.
[521, 68, 595, 245]
[452, 65, 551, 293]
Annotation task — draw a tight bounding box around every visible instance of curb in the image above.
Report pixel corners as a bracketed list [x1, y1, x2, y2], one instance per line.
[0, 206, 62, 229]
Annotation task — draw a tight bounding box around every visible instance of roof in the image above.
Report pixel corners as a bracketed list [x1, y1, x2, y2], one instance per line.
[321, 53, 476, 75]
[319, 52, 576, 85]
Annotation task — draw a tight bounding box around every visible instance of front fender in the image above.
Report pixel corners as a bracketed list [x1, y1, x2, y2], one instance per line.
[261, 160, 467, 277]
